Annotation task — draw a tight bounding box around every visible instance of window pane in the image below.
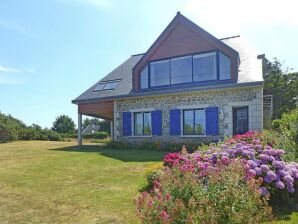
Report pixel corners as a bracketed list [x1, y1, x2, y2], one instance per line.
[183, 110, 194, 135]
[140, 66, 148, 89]
[94, 82, 106, 91]
[170, 56, 192, 84]
[143, 112, 151, 135]
[193, 52, 217, 82]
[103, 81, 119, 90]
[195, 109, 205, 135]
[134, 113, 143, 135]
[150, 60, 170, 87]
[219, 52, 231, 80]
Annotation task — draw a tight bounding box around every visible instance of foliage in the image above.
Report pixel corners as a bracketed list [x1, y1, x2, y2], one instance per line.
[83, 117, 111, 134]
[62, 131, 109, 139]
[144, 162, 164, 190]
[264, 58, 298, 119]
[272, 109, 298, 158]
[137, 160, 272, 224]
[52, 115, 75, 134]
[137, 133, 298, 223]
[0, 112, 25, 142]
[0, 112, 64, 142]
[105, 140, 205, 152]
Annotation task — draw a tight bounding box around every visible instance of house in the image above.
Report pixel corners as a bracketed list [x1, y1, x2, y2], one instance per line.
[72, 12, 264, 147]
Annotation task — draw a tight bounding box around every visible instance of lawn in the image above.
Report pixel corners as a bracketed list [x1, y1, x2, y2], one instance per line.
[0, 141, 297, 224]
[0, 141, 165, 223]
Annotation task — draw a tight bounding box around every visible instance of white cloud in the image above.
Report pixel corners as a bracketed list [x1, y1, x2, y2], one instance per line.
[0, 65, 20, 73]
[183, 0, 298, 36]
[0, 65, 35, 73]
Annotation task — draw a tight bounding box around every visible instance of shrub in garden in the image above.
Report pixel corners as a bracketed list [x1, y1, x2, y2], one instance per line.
[137, 133, 298, 223]
[136, 160, 272, 224]
[144, 162, 164, 190]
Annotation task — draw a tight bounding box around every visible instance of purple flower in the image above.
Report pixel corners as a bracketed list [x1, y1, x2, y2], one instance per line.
[259, 154, 269, 161]
[275, 181, 285, 189]
[259, 186, 269, 196]
[276, 149, 285, 156]
[254, 167, 262, 175]
[284, 175, 294, 184]
[265, 171, 276, 183]
[247, 160, 257, 168]
[260, 165, 270, 173]
[247, 169, 257, 177]
[272, 161, 285, 169]
[236, 143, 243, 148]
[256, 144, 263, 151]
[287, 186, 295, 193]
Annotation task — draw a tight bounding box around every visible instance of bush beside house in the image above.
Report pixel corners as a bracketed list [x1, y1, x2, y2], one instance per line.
[137, 133, 298, 223]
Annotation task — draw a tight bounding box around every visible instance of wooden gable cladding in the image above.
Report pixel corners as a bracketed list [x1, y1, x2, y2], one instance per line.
[149, 24, 216, 60]
[132, 12, 239, 90]
[78, 100, 114, 120]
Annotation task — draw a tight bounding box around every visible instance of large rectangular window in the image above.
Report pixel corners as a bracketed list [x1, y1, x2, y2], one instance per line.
[170, 56, 192, 84]
[183, 109, 206, 135]
[219, 52, 231, 80]
[134, 112, 151, 136]
[193, 52, 217, 82]
[150, 60, 170, 87]
[140, 51, 232, 89]
[140, 66, 149, 89]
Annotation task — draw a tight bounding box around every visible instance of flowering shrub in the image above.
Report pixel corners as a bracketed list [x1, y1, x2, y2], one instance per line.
[137, 133, 298, 223]
[164, 139, 298, 195]
[136, 161, 272, 223]
[144, 162, 164, 190]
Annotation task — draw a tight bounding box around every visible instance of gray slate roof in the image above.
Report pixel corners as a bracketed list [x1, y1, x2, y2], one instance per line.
[72, 37, 263, 104]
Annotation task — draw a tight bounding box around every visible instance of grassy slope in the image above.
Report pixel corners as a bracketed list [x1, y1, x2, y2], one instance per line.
[0, 141, 296, 223]
[0, 141, 165, 224]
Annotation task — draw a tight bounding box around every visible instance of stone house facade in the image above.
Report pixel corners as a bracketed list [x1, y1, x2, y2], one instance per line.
[72, 12, 264, 146]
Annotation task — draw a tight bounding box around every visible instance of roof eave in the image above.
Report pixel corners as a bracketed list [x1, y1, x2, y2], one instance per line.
[72, 80, 263, 104]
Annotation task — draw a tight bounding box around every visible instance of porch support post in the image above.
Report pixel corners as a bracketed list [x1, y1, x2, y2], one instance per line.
[110, 121, 114, 140]
[78, 112, 82, 148]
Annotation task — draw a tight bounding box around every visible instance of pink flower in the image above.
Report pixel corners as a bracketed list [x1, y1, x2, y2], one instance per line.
[161, 210, 170, 222]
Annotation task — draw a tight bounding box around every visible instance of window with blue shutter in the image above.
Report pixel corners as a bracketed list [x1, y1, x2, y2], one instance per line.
[122, 112, 132, 136]
[206, 107, 219, 135]
[170, 109, 181, 135]
[151, 110, 162, 135]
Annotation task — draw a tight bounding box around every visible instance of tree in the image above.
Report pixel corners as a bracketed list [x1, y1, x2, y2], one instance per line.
[83, 117, 110, 133]
[52, 115, 75, 134]
[264, 58, 298, 119]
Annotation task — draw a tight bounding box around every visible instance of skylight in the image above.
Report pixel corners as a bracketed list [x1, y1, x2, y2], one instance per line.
[93, 80, 120, 92]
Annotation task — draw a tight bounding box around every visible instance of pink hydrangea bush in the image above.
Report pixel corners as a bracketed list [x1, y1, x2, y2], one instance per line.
[163, 138, 298, 195]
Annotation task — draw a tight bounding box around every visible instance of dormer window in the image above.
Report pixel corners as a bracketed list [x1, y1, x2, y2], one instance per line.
[193, 52, 217, 81]
[93, 80, 120, 92]
[140, 51, 231, 89]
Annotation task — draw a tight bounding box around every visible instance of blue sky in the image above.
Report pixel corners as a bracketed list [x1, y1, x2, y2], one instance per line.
[0, 0, 297, 128]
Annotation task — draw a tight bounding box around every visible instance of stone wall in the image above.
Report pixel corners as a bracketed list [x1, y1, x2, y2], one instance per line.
[113, 85, 263, 143]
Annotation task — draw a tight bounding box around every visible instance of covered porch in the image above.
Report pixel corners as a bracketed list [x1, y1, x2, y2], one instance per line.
[77, 100, 114, 147]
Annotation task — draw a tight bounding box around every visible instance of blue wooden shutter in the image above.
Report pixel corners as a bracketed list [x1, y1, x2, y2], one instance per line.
[122, 112, 132, 136]
[206, 107, 219, 135]
[151, 110, 162, 135]
[170, 109, 181, 135]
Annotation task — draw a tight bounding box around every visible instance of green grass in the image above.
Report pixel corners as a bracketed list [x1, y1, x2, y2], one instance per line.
[0, 141, 297, 223]
[0, 141, 166, 223]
